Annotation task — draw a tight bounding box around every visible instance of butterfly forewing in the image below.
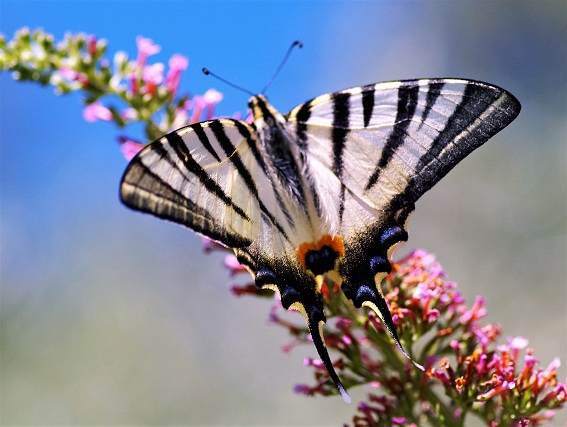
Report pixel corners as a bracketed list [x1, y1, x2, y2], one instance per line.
[121, 119, 265, 248]
[287, 79, 521, 220]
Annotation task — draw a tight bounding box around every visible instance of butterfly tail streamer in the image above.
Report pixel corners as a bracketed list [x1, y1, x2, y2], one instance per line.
[346, 281, 424, 371]
[364, 291, 425, 371]
[304, 307, 352, 403]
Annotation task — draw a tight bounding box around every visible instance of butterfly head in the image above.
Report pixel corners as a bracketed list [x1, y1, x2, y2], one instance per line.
[248, 94, 286, 126]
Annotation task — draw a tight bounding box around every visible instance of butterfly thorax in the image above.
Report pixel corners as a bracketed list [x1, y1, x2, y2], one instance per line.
[247, 95, 342, 276]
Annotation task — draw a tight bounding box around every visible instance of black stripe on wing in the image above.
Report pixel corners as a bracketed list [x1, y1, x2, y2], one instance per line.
[292, 100, 323, 218]
[165, 132, 251, 222]
[365, 82, 420, 191]
[120, 150, 253, 248]
[361, 84, 376, 128]
[332, 92, 351, 224]
[233, 119, 296, 229]
[419, 82, 445, 129]
[192, 122, 222, 162]
[397, 81, 521, 206]
[232, 120, 269, 176]
[233, 120, 286, 207]
[208, 120, 292, 243]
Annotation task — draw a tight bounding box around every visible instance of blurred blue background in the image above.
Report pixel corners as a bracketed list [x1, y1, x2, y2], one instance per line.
[1, 1, 565, 425]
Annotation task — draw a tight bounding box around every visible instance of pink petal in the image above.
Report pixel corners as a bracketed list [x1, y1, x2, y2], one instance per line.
[83, 102, 112, 122]
[143, 63, 164, 84]
[204, 88, 223, 105]
[118, 137, 144, 161]
[168, 53, 189, 72]
[136, 36, 161, 56]
[58, 67, 78, 80]
[508, 336, 529, 350]
[86, 34, 97, 57]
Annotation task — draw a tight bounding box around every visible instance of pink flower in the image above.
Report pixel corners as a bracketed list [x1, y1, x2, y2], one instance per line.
[86, 34, 97, 57]
[57, 67, 89, 87]
[142, 63, 164, 95]
[425, 308, 440, 323]
[120, 108, 138, 122]
[477, 380, 516, 401]
[543, 356, 561, 378]
[201, 236, 226, 253]
[477, 353, 488, 375]
[203, 88, 223, 119]
[223, 254, 247, 276]
[190, 95, 207, 123]
[58, 67, 78, 81]
[83, 102, 112, 122]
[540, 383, 567, 406]
[335, 317, 353, 330]
[229, 284, 265, 298]
[473, 323, 502, 350]
[136, 36, 160, 66]
[204, 88, 223, 104]
[117, 136, 144, 160]
[460, 295, 487, 324]
[508, 336, 529, 361]
[450, 340, 461, 352]
[293, 383, 321, 396]
[165, 54, 189, 96]
[129, 73, 138, 96]
[171, 99, 191, 130]
[508, 336, 529, 350]
[519, 349, 538, 383]
[169, 53, 189, 73]
[143, 63, 164, 85]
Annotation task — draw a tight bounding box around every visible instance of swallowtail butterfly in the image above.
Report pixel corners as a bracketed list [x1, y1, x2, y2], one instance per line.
[120, 68, 520, 402]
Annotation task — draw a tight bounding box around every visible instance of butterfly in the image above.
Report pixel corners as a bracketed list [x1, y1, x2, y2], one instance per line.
[120, 76, 521, 402]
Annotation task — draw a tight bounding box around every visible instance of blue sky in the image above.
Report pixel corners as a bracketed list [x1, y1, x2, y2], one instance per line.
[1, 1, 566, 425]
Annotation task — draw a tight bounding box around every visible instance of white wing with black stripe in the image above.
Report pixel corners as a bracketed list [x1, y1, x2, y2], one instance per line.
[120, 78, 521, 402]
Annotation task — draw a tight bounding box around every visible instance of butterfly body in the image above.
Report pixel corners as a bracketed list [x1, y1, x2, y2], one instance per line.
[121, 79, 520, 402]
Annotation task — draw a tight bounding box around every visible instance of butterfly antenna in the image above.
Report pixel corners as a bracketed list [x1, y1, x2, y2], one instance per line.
[202, 68, 255, 97]
[260, 40, 303, 95]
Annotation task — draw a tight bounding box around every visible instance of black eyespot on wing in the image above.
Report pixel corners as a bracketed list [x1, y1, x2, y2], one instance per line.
[380, 225, 408, 249]
[255, 267, 278, 287]
[369, 255, 391, 276]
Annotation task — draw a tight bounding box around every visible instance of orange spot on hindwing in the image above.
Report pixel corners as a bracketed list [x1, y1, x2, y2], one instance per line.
[296, 235, 344, 276]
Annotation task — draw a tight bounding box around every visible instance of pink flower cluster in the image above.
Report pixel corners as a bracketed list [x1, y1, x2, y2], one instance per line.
[222, 246, 566, 425]
[129, 36, 187, 97]
[47, 33, 225, 160]
[114, 37, 224, 159]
